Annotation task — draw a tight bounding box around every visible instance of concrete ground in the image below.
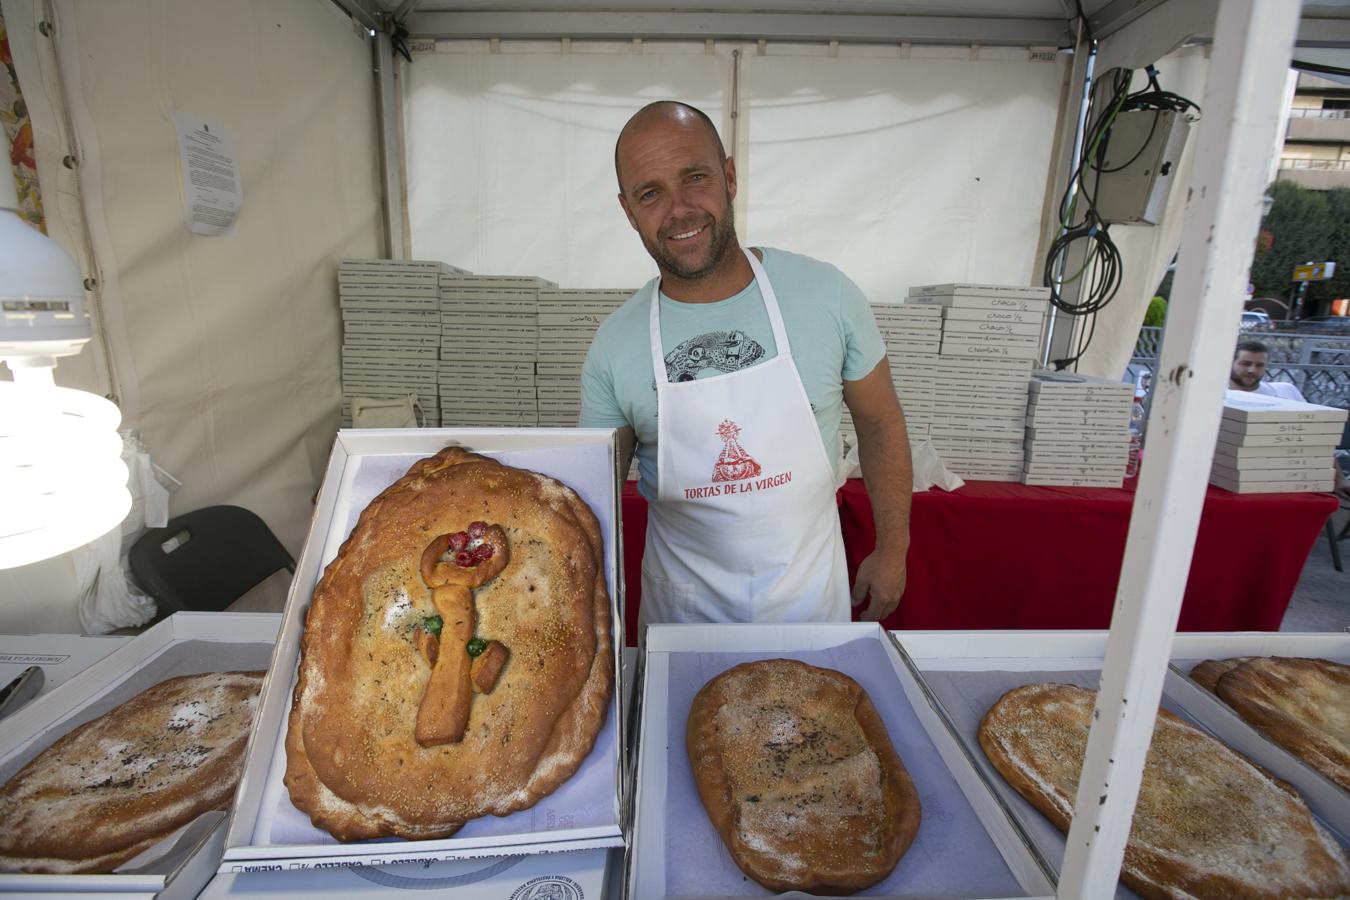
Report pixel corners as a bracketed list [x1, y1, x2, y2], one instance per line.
[1279, 504, 1350, 631]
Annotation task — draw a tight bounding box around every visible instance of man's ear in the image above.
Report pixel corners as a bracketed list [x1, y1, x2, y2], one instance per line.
[725, 156, 738, 202]
[618, 192, 638, 231]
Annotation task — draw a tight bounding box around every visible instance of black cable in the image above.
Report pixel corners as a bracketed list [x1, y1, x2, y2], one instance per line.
[1043, 57, 1198, 370]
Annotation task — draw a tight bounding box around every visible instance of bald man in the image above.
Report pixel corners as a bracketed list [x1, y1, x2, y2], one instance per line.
[579, 100, 912, 627]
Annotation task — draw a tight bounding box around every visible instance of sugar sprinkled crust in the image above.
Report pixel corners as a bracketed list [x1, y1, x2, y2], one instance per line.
[686, 658, 919, 895]
[0, 671, 264, 874]
[284, 446, 612, 840]
[1216, 657, 1350, 792]
[978, 683, 1350, 900]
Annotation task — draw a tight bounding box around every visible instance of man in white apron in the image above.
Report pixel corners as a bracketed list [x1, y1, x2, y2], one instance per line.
[579, 101, 912, 626]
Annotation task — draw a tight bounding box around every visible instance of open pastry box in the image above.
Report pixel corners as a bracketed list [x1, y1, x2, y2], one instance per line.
[627, 622, 1057, 899]
[221, 428, 626, 872]
[897, 630, 1350, 900]
[0, 612, 280, 898]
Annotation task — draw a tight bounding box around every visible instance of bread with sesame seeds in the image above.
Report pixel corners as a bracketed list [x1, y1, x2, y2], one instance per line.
[1215, 657, 1350, 792]
[686, 658, 920, 895]
[978, 682, 1350, 900]
[284, 446, 613, 840]
[0, 670, 264, 874]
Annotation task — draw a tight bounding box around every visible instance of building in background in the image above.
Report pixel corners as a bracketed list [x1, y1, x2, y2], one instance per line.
[1278, 73, 1350, 190]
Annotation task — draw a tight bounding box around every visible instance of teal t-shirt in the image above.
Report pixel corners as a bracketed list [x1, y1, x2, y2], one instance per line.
[579, 247, 885, 499]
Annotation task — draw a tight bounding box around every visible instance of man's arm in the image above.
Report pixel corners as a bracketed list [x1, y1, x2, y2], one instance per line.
[843, 358, 912, 621]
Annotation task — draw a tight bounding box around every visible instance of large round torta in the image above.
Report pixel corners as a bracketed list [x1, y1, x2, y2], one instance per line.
[0, 671, 264, 874]
[978, 683, 1350, 900]
[284, 447, 613, 840]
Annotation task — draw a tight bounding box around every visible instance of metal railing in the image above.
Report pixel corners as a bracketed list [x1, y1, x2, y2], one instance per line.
[1278, 157, 1350, 170]
[1131, 326, 1350, 411]
[1289, 107, 1350, 118]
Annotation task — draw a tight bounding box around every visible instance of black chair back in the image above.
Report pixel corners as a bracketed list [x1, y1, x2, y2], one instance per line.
[129, 505, 295, 616]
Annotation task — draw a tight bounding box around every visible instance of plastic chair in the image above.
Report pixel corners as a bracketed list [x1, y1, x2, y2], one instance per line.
[129, 505, 295, 616]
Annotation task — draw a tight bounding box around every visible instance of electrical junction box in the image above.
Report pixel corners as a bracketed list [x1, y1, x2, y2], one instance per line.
[1092, 109, 1191, 225]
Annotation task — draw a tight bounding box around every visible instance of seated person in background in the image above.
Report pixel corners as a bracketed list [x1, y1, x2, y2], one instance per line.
[1229, 340, 1350, 498]
[1228, 340, 1306, 401]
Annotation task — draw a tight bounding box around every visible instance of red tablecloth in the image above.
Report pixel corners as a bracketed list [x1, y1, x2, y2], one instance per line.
[618, 479, 1336, 645]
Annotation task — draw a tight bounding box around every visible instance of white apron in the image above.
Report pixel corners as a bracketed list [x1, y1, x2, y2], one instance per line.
[639, 249, 850, 626]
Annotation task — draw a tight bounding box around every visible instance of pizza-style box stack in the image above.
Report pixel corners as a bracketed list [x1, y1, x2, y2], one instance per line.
[1211, 391, 1349, 493]
[1022, 372, 1134, 487]
[438, 274, 555, 427]
[867, 301, 942, 444]
[908, 283, 1050, 481]
[339, 259, 467, 427]
[536, 289, 631, 427]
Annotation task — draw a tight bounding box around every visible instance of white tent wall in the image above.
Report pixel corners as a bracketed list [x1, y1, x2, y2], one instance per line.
[405, 40, 729, 286]
[741, 44, 1063, 300]
[1, 0, 382, 630]
[404, 39, 1065, 296]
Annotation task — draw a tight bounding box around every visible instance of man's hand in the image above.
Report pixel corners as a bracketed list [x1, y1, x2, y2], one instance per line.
[851, 547, 908, 622]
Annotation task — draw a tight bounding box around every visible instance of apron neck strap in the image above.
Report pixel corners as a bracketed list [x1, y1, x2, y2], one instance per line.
[648, 247, 792, 386]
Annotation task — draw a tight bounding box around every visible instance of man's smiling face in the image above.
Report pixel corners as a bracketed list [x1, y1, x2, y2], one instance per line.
[616, 109, 738, 283]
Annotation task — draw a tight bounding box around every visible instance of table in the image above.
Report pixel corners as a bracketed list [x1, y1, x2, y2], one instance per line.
[619, 479, 1337, 644]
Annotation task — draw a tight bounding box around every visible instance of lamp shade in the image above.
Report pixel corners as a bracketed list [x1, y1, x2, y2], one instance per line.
[0, 380, 131, 569]
[0, 173, 90, 366]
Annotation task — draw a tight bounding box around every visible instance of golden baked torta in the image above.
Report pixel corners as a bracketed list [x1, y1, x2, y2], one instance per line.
[1216, 657, 1350, 791]
[285, 447, 613, 840]
[0, 671, 264, 874]
[978, 683, 1350, 900]
[686, 658, 920, 895]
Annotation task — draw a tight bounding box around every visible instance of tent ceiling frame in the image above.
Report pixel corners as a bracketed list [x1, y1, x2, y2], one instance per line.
[330, 0, 383, 32]
[399, 7, 1350, 48]
[401, 11, 1076, 46]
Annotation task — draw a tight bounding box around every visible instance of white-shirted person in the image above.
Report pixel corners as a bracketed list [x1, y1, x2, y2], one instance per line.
[579, 100, 912, 627]
[1228, 339, 1350, 497]
[1229, 340, 1307, 401]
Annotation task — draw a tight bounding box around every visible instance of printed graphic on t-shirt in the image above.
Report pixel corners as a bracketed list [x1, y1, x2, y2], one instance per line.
[711, 420, 761, 482]
[664, 330, 766, 382]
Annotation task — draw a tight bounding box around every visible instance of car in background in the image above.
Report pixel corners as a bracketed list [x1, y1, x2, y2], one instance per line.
[1272, 315, 1350, 335]
[1292, 315, 1350, 335]
[1239, 310, 1275, 332]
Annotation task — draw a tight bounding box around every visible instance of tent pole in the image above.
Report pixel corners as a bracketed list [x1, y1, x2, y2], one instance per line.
[1056, 0, 1301, 895]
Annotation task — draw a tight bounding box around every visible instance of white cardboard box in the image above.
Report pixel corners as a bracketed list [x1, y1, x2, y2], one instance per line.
[200, 848, 609, 899]
[0, 633, 129, 701]
[0, 613, 280, 899]
[898, 630, 1350, 900]
[628, 623, 1056, 899]
[221, 429, 626, 872]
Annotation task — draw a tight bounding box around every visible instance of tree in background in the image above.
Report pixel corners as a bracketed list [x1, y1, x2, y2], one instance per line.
[1318, 188, 1350, 307]
[1249, 181, 1343, 314]
[1143, 296, 1167, 327]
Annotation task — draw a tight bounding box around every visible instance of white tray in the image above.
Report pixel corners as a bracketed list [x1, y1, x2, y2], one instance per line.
[222, 428, 626, 871]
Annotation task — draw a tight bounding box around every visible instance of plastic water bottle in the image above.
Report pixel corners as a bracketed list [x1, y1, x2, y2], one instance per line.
[1126, 398, 1145, 479]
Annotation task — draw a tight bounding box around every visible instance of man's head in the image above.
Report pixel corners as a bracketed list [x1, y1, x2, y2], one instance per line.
[614, 101, 739, 284]
[1230, 340, 1270, 391]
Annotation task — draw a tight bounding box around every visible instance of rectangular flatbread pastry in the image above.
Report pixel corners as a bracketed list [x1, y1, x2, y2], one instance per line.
[686, 658, 920, 895]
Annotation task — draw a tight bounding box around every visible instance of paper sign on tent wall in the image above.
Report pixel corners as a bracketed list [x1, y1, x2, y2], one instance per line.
[172, 112, 242, 235]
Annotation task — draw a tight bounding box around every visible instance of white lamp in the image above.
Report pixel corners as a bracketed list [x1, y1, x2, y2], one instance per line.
[0, 170, 130, 569]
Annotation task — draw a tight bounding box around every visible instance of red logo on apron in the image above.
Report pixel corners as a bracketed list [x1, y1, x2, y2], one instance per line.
[711, 419, 762, 482]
